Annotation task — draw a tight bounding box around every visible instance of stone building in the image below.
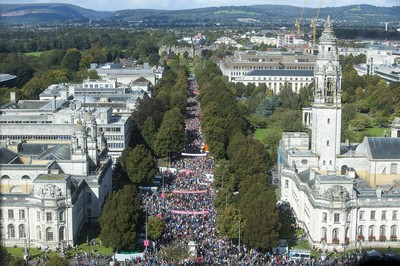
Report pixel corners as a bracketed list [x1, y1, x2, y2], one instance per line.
[278, 17, 400, 252]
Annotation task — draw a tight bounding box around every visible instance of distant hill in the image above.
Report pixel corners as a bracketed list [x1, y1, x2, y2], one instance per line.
[0, 3, 399, 28]
[0, 3, 110, 23]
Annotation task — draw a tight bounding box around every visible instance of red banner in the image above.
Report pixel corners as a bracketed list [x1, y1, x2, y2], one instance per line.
[172, 190, 208, 194]
[171, 210, 209, 215]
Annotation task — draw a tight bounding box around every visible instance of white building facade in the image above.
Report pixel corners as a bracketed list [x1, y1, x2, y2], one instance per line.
[0, 113, 112, 250]
[278, 17, 400, 252]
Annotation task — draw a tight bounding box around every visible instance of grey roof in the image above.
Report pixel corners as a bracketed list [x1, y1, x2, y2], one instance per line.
[0, 148, 19, 164]
[18, 100, 49, 110]
[0, 74, 17, 83]
[246, 69, 314, 77]
[37, 144, 71, 160]
[367, 137, 400, 160]
[20, 143, 49, 156]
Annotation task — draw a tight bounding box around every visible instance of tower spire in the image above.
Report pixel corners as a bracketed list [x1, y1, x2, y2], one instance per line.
[311, 16, 342, 172]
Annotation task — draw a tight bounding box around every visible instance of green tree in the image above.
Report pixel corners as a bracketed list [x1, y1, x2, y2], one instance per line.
[158, 244, 189, 264]
[241, 184, 280, 250]
[147, 216, 165, 240]
[154, 107, 186, 157]
[120, 145, 158, 185]
[0, 241, 7, 266]
[217, 205, 243, 239]
[61, 48, 81, 71]
[99, 185, 141, 252]
[141, 117, 157, 149]
[45, 255, 69, 266]
[349, 114, 370, 131]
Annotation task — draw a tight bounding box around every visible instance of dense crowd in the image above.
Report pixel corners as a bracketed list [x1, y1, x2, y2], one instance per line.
[122, 79, 320, 265]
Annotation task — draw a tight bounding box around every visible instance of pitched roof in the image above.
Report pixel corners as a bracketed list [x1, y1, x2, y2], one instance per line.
[0, 148, 19, 164]
[37, 144, 71, 161]
[132, 76, 150, 83]
[366, 137, 400, 160]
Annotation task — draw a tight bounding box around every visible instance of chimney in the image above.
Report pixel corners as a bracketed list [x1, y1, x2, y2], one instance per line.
[10, 91, 16, 102]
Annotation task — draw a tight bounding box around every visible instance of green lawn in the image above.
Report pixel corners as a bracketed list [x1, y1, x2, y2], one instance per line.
[254, 128, 268, 142]
[364, 127, 387, 137]
[24, 51, 43, 57]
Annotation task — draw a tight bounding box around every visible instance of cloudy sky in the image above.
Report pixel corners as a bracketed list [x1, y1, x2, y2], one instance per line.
[3, 0, 399, 11]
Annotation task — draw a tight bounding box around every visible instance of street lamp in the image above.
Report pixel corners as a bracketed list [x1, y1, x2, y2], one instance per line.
[145, 207, 148, 252]
[233, 191, 241, 252]
[238, 208, 241, 253]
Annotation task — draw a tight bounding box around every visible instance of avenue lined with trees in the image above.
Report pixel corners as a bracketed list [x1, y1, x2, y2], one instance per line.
[1, 24, 400, 264]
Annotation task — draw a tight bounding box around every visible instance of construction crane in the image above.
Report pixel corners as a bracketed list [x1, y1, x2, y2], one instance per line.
[310, 0, 323, 47]
[295, 0, 307, 36]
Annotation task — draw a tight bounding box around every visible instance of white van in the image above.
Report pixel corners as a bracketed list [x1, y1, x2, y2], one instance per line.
[289, 249, 311, 261]
[273, 239, 289, 255]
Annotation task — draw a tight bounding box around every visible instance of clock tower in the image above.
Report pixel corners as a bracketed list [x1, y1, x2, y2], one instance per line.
[311, 16, 342, 172]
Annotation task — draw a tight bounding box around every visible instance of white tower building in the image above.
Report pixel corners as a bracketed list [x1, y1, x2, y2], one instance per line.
[311, 16, 342, 172]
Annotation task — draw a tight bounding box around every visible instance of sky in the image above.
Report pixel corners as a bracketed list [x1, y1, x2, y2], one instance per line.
[3, 0, 399, 11]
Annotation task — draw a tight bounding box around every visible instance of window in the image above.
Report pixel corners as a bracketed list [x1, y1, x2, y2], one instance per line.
[382, 211, 387, 220]
[8, 210, 14, 219]
[46, 212, 52, 222]
[284, 180, 289, 188]
[369, 225, 375, 237]
[358, 226, 364, 236]
[322, 212, 327, 222]
[8, 224, 15, 238]
[37, 211, 40, 222]
[321, 227, 327, 240]
[86, 192, 92, 204]
[327, 118, 330, 124]
[370, 211, 376, 220]
[390, 163, 397, 174]
[59, 211, 65, 222]
[327, 140, 330, 146]
[19, 210, 25, 220]
[393, 210, 398, 220]
[390, 225, 397, 237]
[334, 213, 340, 223]
[332, 228, 339, 239]
[18, 224, 26, 238]
[380, 225, 386, 237]
[46, 228, 53, 242]
[37, 226, 41, 240]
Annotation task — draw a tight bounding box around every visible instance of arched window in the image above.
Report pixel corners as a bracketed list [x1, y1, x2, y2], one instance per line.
[390, 225, 397, 237]
[358, 226, 364, 236]
[37, 226, 41, 240]
[369, 225, 375, 237]
[10, 186, 22, 193]
[332, 228, 339, 239]
[8, 224, 15, 238]
[21, 175, 30, 180]
[380, 225, 386, 237]
[59, 226, 65, 241]
[18, 224, 26, 238]
[46, 227, 53, 242]
[1, 175, 10, 180]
